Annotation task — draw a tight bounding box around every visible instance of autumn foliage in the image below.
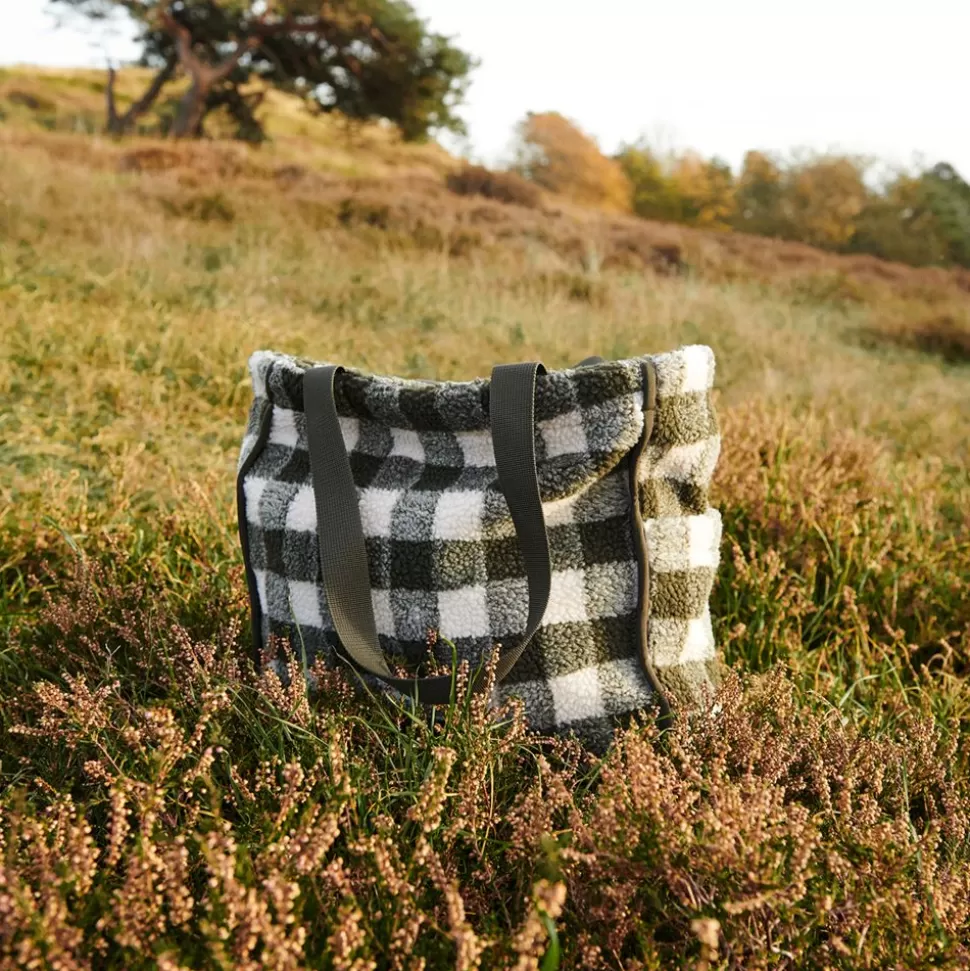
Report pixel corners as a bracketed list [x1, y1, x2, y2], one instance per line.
[511, 112, 632, 214]
[489, 111, 970, 271]
[617, 143, 970, 269]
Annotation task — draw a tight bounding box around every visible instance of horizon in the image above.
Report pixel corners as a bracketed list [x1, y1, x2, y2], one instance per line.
[3, 0, 969, 179]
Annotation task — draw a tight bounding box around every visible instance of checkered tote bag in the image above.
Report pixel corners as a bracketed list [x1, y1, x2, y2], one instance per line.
[237, 347, 722, 750]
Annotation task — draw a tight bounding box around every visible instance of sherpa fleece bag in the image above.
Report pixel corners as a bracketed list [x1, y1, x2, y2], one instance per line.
[237, 346, 722, 750]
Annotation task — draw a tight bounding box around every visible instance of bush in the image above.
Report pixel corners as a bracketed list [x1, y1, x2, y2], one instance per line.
[873, 311, 970, 364]
[445, 164, 541, 208]
[117, 147, 184, 173]
[511, 112, 632, 214]
[159, 190, 236, 223]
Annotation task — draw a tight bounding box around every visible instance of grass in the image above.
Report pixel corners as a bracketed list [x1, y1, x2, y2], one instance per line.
[1, 98, 970, 968]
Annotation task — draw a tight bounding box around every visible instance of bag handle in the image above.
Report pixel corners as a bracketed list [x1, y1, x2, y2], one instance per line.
[303, 363, 551, 703]
[490, 362, 552, 680]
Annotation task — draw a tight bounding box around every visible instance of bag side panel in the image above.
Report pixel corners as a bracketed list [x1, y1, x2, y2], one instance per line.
[237, 353, 280, 666]
[638, 345, 723, 707]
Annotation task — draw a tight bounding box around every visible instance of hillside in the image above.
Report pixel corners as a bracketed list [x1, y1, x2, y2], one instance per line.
[1, 65, 970, 968]
[4, 65, 970, 313]
[0, 64, 457, 179]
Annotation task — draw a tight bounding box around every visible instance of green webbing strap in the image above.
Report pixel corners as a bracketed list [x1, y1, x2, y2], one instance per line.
[303, 362, 552, 703]
[489, 362, 552, 680]
[305, 365, 455, 704]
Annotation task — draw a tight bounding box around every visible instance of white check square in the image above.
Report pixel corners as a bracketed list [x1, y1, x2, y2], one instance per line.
[372, 589, 395, 637]
[438, 586, 489, 640]
[688, 512, 721, 569]
[679, 609, 715, 663]
[285, 485, 316, 532]
[269, 407, 299, 447]
[543, 493, 578, 529]
[680, 345, 714, 394]
[457, 429, 494, 467]
[359, 488, 400, 538]
[433, 490, 484, 541]
[338, 415, 360, 452]
[288, 579, 323, 628]
[390, 428, 424, 462]
[550, 667, 605, 724]
[243, 477, 268, 525]
[539, 410, 588, 459]
[543, 569, 588, 625]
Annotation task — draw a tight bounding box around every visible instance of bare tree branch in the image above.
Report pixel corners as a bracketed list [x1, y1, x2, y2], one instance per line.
[105, 64, 119, 131]
[104, 57, 177, 135]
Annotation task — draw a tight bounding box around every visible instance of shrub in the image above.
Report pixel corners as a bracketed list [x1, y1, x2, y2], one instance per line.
[116, 146, 184, 173]
[873, 311, 970, 364]
[6, 88, 57, 112]
[912, 313, 970, 362]
[159, 190, 236, 223]
[446, 164, 541, 208]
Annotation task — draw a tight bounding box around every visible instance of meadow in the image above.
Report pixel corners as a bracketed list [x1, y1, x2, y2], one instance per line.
[1, 76, 970, 968]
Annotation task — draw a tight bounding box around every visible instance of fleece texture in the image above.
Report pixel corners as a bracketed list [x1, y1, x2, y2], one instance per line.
[237, 346, 721, 749]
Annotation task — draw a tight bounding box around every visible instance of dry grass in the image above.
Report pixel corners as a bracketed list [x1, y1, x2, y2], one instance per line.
[1, 106, 970, 968]
[0, 64, 457, 180]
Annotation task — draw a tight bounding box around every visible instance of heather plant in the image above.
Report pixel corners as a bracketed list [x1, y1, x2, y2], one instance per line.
[445, 165, 541, 209]
[2, 115, 970, 969]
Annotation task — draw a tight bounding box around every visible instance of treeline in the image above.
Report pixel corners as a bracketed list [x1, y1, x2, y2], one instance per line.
[504, 112, 970, 270]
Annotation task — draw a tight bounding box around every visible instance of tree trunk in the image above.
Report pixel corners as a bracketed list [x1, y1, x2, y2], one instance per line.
[162, 8, 259, 139]
[105, 66, 120, 132]
[208, 86, 267, 143]
[172, 76, 212, 138]
[104, 60, 177, 136]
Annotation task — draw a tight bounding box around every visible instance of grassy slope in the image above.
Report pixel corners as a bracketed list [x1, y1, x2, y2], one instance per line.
[0, 64, 457, 179]
[1, 69, 970, 968]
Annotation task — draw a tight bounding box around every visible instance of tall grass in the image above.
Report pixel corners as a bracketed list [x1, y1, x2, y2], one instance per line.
[1, 127, 969, 968]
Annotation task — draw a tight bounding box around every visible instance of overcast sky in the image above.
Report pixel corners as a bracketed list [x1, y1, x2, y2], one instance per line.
[3, 0, 969, 177]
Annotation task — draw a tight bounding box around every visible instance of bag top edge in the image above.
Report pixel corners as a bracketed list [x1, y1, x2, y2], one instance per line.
[247, 344, 715, 416]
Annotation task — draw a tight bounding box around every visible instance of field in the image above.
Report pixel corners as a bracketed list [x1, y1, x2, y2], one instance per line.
[2, 70, 970, 969]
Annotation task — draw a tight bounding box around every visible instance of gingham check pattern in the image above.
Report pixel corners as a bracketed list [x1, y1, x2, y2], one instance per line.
[238, 346, 721, 749]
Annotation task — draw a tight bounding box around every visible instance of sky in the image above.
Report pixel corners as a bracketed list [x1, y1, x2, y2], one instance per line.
[3, 0, 969, 178]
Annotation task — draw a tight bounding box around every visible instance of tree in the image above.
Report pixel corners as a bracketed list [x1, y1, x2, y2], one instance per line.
[784, 153, 869, 249]
[849, 172, 947, 266]
[53, 0, 474, 142]
[916, 163, 970, 267]
[733, 150, 787, 237]
[617, 142, 683, 223]
[619, 142, 735, 229]
[512, 112, 631, 214]
[668, 153, 735, 229]
[732, 150, 870, 249]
